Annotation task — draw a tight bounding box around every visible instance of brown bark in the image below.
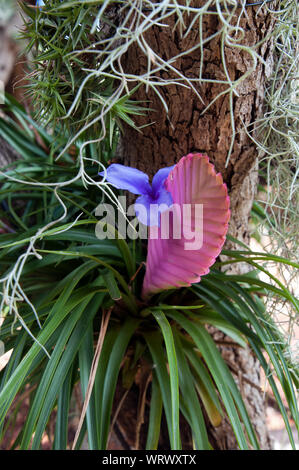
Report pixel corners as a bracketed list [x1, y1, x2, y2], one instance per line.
[121, 1, 275, 245]
[113, 2, 277, 450]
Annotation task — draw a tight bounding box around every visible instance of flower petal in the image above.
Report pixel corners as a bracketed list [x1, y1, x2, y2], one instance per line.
[155, 187, 173, 208]
[134, 194, 153, 226]
[99, 163, 151, 195]
[135, 188, 173, 226]
[152, 165, 175, 196]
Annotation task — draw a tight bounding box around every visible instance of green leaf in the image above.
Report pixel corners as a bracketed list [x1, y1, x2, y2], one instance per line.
[94, 327, 118, 448]
[181, 339, 222, 418]
[201, 272, 298, 443]
[79, 323, 99, 450]
[172, 328, 210, 450]
[102, 270, 122, 300]
[188, 308, 248, 348]
[99, 316, 139, 449]
[54, 363, 74, 449]
[0, 270, 96, 427]
[144, 329, 180, 450]
[181, 337, 222, 429]
[36, 248, 137, 313]
[167, 311, 259, 450]
[31, 293, 104, 449]
[192, 283, 258, 343]
[150, 310, 181, 450]
[21, 293, 95, 449]
[146, 374, 163, 450]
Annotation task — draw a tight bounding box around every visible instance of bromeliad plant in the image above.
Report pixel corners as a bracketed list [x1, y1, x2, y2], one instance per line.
[0, 96, 298, 450]
[100, 154, 230, 298]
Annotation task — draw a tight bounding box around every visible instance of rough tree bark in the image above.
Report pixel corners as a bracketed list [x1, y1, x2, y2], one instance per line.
[111, 1, 277, 450]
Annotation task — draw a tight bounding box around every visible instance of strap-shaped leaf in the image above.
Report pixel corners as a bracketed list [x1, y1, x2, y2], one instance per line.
[151, 310, 181, 450]
[98, 316, 140, 449]
[167, 310, 259, 450]
[145, 374, 163, 450]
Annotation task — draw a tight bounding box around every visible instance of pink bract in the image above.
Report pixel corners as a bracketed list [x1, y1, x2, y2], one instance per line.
[142, 153, 230, 298]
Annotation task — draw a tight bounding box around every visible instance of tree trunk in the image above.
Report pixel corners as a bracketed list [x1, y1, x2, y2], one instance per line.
[112, 2, 276, 450]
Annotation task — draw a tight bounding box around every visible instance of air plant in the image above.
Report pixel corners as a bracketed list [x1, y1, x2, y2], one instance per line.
[100, 154, 230, 298]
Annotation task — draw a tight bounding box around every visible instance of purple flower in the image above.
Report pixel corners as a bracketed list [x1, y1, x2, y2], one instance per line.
[99, 163, 175, 226]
